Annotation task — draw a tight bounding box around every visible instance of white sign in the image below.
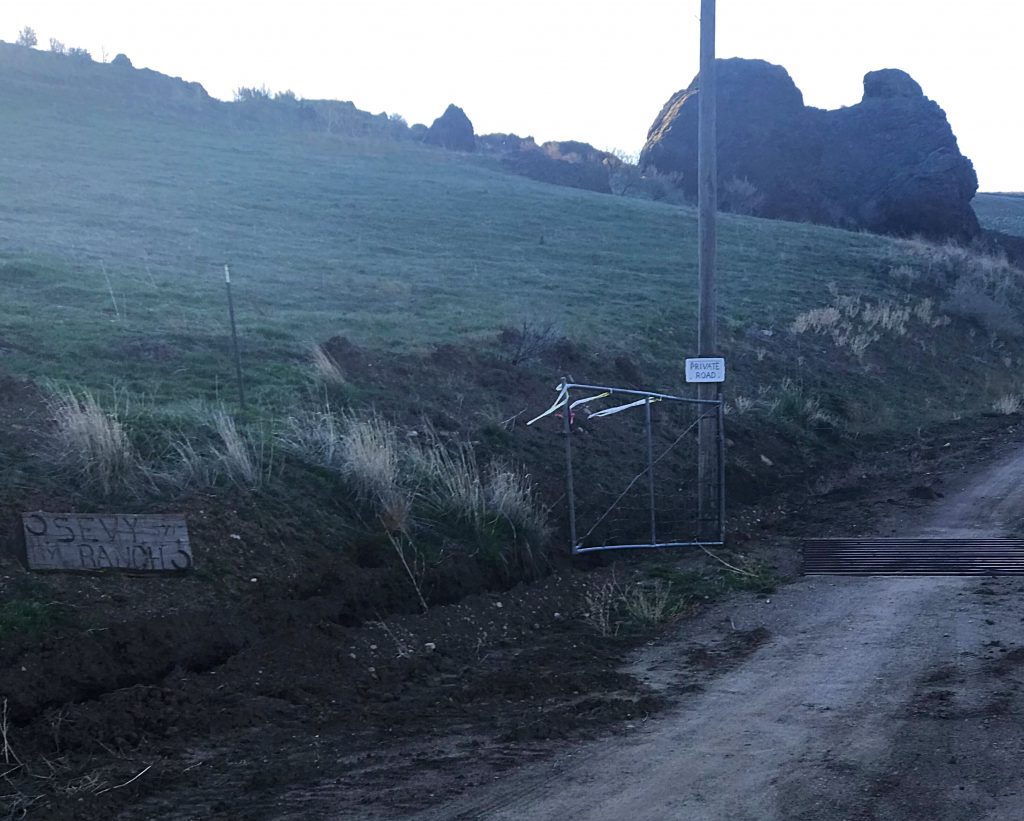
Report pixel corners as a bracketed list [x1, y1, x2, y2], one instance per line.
[685, 357, 726, 383]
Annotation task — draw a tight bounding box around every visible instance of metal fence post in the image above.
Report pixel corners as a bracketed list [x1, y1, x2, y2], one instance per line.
[562, 381, 578, 553]
[224, 264, 245, 409]
[717, 390, 726, 543]
[645, 396, 657, 545]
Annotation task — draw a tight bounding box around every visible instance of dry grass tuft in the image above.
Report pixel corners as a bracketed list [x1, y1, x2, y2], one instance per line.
[281, 407, 548, 560]
[790, 292, 948, 362]
[583, 579, 619, 637]
[415, 435, 487, 526]
[620, 580, 684, 626]
[311, 344, 346, 386]
[48, 389, 136, 495]
[897, 239, 1024, 339]
[340, 413, 403, 502]
[280, 407, 345, 471]
[790, 306, 841, 334]
[212, 410, 263, 486]
[993, 394, 1022, 415]
[160, 408, 270, 490]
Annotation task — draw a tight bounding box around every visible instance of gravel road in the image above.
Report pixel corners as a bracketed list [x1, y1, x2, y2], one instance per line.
[408, 446, 1024, 821]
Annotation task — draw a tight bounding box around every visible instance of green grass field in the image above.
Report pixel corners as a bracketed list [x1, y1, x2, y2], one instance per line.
[3, 41, 1024, 487]
[974, 193, 1024, 238]
[0, 43, 914, 407]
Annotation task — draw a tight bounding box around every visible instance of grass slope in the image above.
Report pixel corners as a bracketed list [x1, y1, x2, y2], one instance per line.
[1, 44, 900, 407]
[974, 192, 1024, 239]
[2, 43, 1024, 540]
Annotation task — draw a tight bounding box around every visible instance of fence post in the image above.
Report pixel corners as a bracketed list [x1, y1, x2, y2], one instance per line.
[224, 264, 246, 409]
[562, 380, 578, 553]
[645, 396, 657, 545]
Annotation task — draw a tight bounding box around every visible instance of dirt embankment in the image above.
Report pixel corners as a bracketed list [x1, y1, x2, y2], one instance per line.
[2, 341, 1024, 820]
[403, 443, 1024, 821]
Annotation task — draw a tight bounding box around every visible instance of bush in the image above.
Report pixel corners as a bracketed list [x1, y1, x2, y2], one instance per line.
[234, 85, 272, 103]
[16, 26, 36, 47]
[498, 320, 561, 365]
[945, 289, 1024, 339]
[49, 38, 66, 55]
[897, 239, 1024, 339]
[721, 176, 765, 216]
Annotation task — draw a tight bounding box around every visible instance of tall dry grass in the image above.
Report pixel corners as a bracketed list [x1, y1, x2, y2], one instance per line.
[281, 407, 548, 555]
[162, 407, 270, 490]
[47, 389, 136, 495]
[310, 344, 346, 386]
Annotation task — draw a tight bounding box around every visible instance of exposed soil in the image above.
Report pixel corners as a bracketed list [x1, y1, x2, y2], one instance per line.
[397, 443, 1024, 821]
[3, 353, 1024, 819]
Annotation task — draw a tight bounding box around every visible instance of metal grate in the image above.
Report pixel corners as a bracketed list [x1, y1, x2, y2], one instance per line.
[802, 538, 1024, 575]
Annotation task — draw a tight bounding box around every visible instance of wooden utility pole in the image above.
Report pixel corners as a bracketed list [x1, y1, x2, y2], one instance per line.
[697, 0, 719, 538]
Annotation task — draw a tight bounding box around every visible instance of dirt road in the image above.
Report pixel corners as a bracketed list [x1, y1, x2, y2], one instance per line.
[405, 447, 1024, 821]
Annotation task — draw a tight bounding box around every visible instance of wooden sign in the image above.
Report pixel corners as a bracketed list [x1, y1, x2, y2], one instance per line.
[22, 513, 193, 572]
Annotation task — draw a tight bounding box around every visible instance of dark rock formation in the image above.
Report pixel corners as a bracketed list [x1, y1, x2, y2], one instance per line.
[480, 135, 619, 194]
[111, 53, 133, 68]
[640, 58, 979, 240]
[477, 132, 537, 154]
[424, 104, 475, 152]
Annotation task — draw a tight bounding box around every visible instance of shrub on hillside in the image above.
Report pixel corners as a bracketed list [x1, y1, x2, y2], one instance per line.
[234, 85, 272, 103]
[896, 239, 1024, 340]
[16, 27, 36, 47]
[48, 38, 66, 55]
[721, 176, 766, 216]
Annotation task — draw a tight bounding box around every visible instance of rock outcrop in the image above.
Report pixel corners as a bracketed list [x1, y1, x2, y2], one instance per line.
[640, 58, 979, 240]
[423, 104, 475, 152]
[477, 135, 620, 194]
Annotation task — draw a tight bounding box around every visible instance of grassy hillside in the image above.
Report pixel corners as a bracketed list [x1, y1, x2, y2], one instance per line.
[0, 66, 892, 407]
[3, 43, 1024, 556]
[974, 193, 1024, 238]
[9, 45, 1024, 817]
[0, 47, 1011, 411]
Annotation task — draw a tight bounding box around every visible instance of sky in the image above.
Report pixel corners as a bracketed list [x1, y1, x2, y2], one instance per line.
[2, 0, 1021, 191]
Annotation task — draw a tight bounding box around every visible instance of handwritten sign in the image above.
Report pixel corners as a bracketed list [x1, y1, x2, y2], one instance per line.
[22, 513, 193, 572]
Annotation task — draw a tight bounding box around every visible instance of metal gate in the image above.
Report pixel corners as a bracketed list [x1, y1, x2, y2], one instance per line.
[530, 380, 725, 554]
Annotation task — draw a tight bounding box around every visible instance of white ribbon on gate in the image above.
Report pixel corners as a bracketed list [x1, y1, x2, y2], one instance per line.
[587, 396, 660, 419]
[570, 391, 610, 409]
[527, 387, 612, 426]
[526, 384, 569, 426]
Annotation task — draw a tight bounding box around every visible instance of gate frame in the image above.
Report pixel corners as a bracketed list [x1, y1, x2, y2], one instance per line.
[558, 380, 725, 555]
